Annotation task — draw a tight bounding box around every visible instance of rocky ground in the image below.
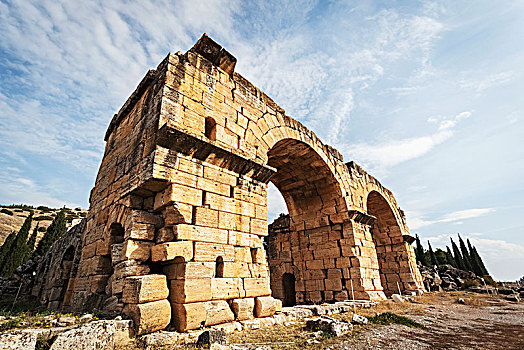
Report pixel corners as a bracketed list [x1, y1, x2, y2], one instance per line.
[1, 291, 522, 349]
[225, 292, 524, 350]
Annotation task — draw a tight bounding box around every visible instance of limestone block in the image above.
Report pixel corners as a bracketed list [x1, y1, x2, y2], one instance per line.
[205, 300, 235, 327]
[122, 240, 152, 261]
[275, 298, 282, 313]
[254, 296, 277, 318]
[171, 300, 235, 332]
[122, 274, 169, 304]
[172, 302, 207, 332]
[163, 183, 203, 207]
[127, 222, 155, 241]
[244, 278, 271, 297]
[170, 278, 212, 303]
[325, 278, 343, 291]
[193, 242, 234, 262]
[174, 224, 228, 244]
[164, 261, 215, 279]
[156, 227, 175, 243]
[163, 203, 193, 225]
[151, 241, 193, 262]
[123, 299, 171, 335]
[250, 218, 268, 236]
[211, 278, 242, 299]
[230, 298, 254, 321]
[114, 260, 150, 280]
[222, 261, 251, 278]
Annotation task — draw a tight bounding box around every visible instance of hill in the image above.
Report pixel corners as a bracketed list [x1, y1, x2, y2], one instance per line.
[0, 205, 87, 246]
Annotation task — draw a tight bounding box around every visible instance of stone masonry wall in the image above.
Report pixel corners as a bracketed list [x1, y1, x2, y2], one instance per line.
[62, 34, 423, 334]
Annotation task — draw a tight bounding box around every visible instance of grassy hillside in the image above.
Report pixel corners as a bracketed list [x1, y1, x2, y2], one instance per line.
[0, 205, 87, 246]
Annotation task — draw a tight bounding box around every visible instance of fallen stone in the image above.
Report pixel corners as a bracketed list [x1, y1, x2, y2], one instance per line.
[391, 294, 404, 303]
[0, 331, 37, 350]
[505, 294, 521, 302]
[351, 314, 368, 324]
[305, 316, 352, 336]
[79, 314, 93, 322]
[50, 320, 133, 350]
[196, 329, 228, 347]
[457, 298, 465, 304]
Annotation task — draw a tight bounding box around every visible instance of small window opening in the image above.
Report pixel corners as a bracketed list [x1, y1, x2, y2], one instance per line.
[215, 256, 224, 277]
[205, 117, 217, 141]
[250, 248, 258, 263]
[109, 223, 125, 245]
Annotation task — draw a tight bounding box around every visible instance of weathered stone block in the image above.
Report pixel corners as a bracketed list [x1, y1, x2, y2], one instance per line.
[254, 296, 277, 318]
[230, 298, 254, 321]
[122, 274, 169, 303]
[151, 241, 193, 262]
[123, 299, 171, 335]
[122, 240, 152, 261]
[163, 261, 215, 279]
[170, 278, 212, 303]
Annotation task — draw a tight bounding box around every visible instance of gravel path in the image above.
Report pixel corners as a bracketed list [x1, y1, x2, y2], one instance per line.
[335, 298, 524, 350]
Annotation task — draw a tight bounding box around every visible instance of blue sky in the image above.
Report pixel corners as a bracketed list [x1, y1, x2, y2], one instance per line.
[0, 1, 522, 280]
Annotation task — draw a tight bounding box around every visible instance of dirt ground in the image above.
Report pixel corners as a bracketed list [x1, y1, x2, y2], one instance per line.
[229, 292, 524, 350]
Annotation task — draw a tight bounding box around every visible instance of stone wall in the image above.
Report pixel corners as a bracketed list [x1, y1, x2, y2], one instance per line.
[54, 34, 423, 334]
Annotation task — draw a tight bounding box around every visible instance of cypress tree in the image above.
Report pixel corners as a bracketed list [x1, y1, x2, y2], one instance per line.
[472, 246, 489, 276]
[446, 246, 457, 268]
[24, 224, 39, 262]
[435, 248, 448, 265]
[458, 234, 472, 272]
[451, 237, 466, 270]
[0, 212, 33, 277]
[415, 234, 428, 266]
[466, 239, 483, 275]
[34, 210, 67, 257]
[428, 241, 438, 266]
[0, 231, 17, 271]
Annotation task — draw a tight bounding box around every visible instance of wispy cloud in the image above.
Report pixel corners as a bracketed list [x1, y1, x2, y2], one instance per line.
[408, 208, 495, 230]
[343, 111, 471, 174]
[459, 71, 516, 94]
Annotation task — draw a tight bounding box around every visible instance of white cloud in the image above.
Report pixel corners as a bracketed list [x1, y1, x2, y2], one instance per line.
[408, 207, 494, 230]
[459, 71, 516, 94]
[342, 111, 471, 173]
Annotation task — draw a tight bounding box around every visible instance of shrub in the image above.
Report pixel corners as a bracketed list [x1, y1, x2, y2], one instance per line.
[37, 227, 47, 232]
[0, 208, 13, 216]
[36, 206, 51, 212]
[34, 216, 53, 221]
[368, 312, 424, 328]
[463, 279, 481, 288]
[482, 275, 498, 288]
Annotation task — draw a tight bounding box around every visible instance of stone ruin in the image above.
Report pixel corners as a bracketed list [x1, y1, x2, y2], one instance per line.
[19, 34, 424, 335]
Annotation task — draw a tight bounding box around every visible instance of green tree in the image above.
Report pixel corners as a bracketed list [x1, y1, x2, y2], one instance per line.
[415, 234, 427, 266]
[0, 212, 33, 277]
[0, 231, 17, 269]
[435, 248, 448, 265]
[24, 224, 39, 262]
[34, 210, 67, 257]
[446, 246, 457, 268]
[428, 241, 438, 266]
[458, 234, 472, 272]
[451, 237, 466, 270]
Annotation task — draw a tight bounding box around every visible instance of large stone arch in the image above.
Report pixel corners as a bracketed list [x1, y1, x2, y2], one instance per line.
[65, 34, 424, 334]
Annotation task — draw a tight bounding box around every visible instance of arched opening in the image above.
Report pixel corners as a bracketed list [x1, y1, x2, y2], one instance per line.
[366, 191, 404, 296]
[205, 117, 217, 141]
[267, 138, 347, 304]
[282, 273, 296, 307]
[215, 256, 224, 278]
